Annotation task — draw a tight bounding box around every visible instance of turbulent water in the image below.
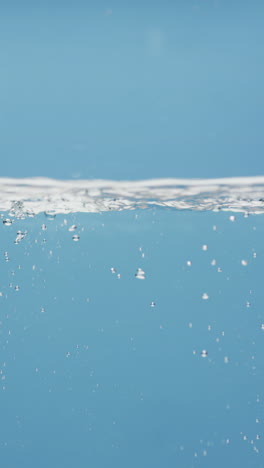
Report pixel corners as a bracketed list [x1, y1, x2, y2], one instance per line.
[0, 176, 264, 216]
[0, 178, 263, 468]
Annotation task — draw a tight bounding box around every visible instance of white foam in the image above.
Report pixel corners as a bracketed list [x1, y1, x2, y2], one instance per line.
[0, 176, 264, 216]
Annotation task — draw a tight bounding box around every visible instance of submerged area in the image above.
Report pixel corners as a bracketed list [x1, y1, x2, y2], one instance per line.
[0, 178, 264, 468]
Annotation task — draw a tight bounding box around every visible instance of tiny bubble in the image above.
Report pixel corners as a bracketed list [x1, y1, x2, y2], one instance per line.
[14, 285, 20, 291]
[68, 225, 77, 232]
[241, 260, 248, 266]
[201, 350, 208, 358]
[229, 215, 236, 222]
[41, 224, 47, 231]
[202, 293, 209, 300]
[211, 259, 216, 266]
[202, 245, 208, 251]
[246, 301, 251, 308]
[224, 356, 229, 364]
[260, 324, 264, 330]
[150, 302, 156, 308]
[72, 235, 80, 242]
[186, 260, 192, 266]
[110, 268, 116, 274]
[135, 268, 145, 280]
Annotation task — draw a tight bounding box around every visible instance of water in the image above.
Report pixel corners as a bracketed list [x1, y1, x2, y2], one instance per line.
[0, 177, 264, 467]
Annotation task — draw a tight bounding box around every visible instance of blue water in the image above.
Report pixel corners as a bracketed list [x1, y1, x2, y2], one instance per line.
[1, 2, 264, 466]
[0, 208, 263, 467]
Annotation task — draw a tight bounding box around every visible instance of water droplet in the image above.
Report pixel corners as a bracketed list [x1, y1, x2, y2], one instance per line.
[186, 260, 192, 266]
[14, 285, 20, 291]
[202, 245, 208, 251]
[72, 235, 80, 242]
[68, 225, 77, 232]
[3, 219, 12, 226]
[135, 268, 145, 280]
[241, 260, 248, 266]
[202, 293, 209, 300]
[201, 350, 208, 358]
[150, 302, 155, 307]
[229, 215, 236, 222]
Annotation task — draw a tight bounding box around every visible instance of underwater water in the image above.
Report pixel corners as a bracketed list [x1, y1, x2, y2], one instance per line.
[0, 177, 264, 468]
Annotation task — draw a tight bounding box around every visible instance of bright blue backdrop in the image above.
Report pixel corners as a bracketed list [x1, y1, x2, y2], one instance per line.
[0, 0, 264, 179]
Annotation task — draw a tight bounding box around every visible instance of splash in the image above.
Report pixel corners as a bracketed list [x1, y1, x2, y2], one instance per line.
[0, 176, 264, 216]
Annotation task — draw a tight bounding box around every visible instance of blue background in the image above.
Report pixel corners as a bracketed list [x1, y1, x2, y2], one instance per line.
[1, 0, 264, 179]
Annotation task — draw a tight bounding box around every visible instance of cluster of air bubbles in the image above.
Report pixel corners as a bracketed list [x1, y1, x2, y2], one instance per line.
[135, 268, 145, 280]
[72, 235, 80, 242]
[14, 230, 27, 244]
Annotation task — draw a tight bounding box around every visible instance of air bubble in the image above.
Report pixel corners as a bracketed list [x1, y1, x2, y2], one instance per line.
[72, 235, 80, 242]
[211, 259, 216, 266]
[200, 350, 208, 358]
[135, 268, 145, 280]
[241, 260, 248, 266]
[45, 211, 56, 220]
[150, 302, 155, 307]
[14, 285, 20, 291]
[246, 301, 251, 308]
[3, 219, 12, 226]
[202, 245, 208, 251]
[110, 267, 116, 274]
[202, 293, 209, 300]
[186, 260, 192, 266]
[229, 215, 236, 222]
[69, 225, 77, 232]
[260, 324, 264, 330]
[41, 224, 47, 231]
[224, 356, 229, 364]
